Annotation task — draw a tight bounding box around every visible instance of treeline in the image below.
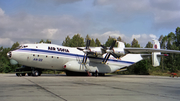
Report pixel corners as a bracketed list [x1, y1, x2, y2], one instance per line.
[0, 27, 180, 74]
[62, 34, 140, 47]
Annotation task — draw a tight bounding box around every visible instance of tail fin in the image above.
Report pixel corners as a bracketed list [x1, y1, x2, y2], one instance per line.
[152, 39, 161, 67]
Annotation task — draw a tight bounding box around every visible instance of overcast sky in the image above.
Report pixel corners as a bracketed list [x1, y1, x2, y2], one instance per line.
[0, 0, 180, 47]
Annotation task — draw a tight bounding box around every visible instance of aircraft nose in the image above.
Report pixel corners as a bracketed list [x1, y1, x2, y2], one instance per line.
[7, 51, 12, 58]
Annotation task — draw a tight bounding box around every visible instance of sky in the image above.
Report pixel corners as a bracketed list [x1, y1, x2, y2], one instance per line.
[0, 0, 180, 47]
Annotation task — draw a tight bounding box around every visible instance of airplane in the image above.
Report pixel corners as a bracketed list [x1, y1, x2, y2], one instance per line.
[6, 38, 180, 76]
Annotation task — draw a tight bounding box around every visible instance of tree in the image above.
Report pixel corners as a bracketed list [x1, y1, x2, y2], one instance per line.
[90, 38, 96, 47]
[160, 35, 167, 49]
[45, 39, 51, 43]
[11, 42, 19, 50]
[95, 38, 101, 47]
[85, 34, 91, 41]
[105, 36, 117, 47]
[160, 31, 179, 72]
[125, 43, 131, 47]
[131, 38, 140, 47]
[70, 34, 85, 47]
[117, 36, 122, 41]
[145, 42, 153, 48]
[39, 39, 45, 43]
[62, 36, 71, 46]
[39, 39, 51, 43]
[175, 27, 180, 48]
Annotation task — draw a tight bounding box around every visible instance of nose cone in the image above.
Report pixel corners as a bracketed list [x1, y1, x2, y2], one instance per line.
[7, 51, 12, 59]
[7, 51, 18, 65]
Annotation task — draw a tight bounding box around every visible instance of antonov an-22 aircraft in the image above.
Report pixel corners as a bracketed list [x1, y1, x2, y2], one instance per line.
[6, 39, 180, 76]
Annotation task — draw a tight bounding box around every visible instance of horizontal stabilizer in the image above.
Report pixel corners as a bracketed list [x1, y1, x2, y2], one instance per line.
[124, 48, 180, 54]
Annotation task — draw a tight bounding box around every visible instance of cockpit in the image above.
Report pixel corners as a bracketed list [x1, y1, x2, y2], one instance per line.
[15, 45, 28, 50]
[7, 45, 28, 59]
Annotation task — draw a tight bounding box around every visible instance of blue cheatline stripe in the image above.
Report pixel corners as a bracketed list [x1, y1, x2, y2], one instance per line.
[18, 48, 134, 64]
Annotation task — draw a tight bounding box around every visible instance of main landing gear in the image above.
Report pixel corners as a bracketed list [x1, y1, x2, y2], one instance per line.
[15, 66, 42, 77]
[65, 71, 105, 76]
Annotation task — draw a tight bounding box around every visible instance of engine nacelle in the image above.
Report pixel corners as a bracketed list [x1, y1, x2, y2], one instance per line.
[113, 49, 125, 56]
[64, 61, 116, 73]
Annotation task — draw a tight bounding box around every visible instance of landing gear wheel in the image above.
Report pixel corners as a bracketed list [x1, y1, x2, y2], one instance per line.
[21, 73, 26, 76]
[38, 71, 42, 76]
[98, 73, 105, 76]
[32, 70, 39, 76]
[28, 73, 32, 76]
[16, 73, 20, 76]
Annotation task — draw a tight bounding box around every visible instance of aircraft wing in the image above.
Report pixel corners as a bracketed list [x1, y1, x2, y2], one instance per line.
[124, 48, 180, 54]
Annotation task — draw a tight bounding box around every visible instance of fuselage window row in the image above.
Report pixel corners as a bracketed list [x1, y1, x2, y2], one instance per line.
[32, 54, 59, 59]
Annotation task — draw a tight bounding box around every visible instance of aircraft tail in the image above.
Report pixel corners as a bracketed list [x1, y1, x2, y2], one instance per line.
[152, 39, 161, 67]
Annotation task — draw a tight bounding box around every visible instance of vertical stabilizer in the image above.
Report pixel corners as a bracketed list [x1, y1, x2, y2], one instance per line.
[152, 39, 161, 67]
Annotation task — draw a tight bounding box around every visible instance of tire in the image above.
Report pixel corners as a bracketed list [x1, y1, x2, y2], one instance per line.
[28, 73, 32, 76]
[38, 73, 41, 76]
[98, 73, 105, 76]
[16, 73, 20, 76]
[92, 73, 95, 76]
[66, 71, 88, 76]
[38, 71, 42, 76]
[32, 70, 39, 76]
[21, 73, 26, 76]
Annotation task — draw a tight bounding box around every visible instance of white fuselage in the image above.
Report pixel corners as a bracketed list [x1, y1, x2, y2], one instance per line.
[9, 43, 143, 73]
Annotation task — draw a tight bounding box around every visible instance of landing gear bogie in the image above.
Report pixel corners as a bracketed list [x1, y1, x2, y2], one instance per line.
[16, 73, 26, 77]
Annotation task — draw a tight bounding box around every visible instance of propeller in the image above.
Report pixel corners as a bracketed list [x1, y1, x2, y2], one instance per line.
[101, 39, 119, 64]
[77, 39, 93, 64]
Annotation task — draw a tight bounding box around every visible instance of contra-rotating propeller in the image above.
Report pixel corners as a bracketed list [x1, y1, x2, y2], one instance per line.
[101, 39, 120, 64]
[77, 39, 94, 64]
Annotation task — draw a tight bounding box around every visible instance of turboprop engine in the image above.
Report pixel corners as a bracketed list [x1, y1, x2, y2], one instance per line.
[63, 61, 120, 73]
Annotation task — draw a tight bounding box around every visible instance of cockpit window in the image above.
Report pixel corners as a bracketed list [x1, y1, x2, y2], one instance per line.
[15, 45, 28, 50]
[15, 45, 22, 50]
[23, 46, 28, 48]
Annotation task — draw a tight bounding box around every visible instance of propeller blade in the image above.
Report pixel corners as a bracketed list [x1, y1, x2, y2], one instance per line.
[102, 40, 119, 64]
[111, 52, 119, 58]
[109, 39, 117, 50]
[86, 39, 91, 49]
[88, 39, 91, 47]
[104, 53, 111, 63]
[100, 45, 107, 50]
[102, 53, 109, 63]
[77, 47, 84, 51]
[84, 53, 88, 64]
[87, 52, 95, 55]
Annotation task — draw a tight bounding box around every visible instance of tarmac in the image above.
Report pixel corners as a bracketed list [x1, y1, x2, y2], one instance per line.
[0, 74, 180, 101]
